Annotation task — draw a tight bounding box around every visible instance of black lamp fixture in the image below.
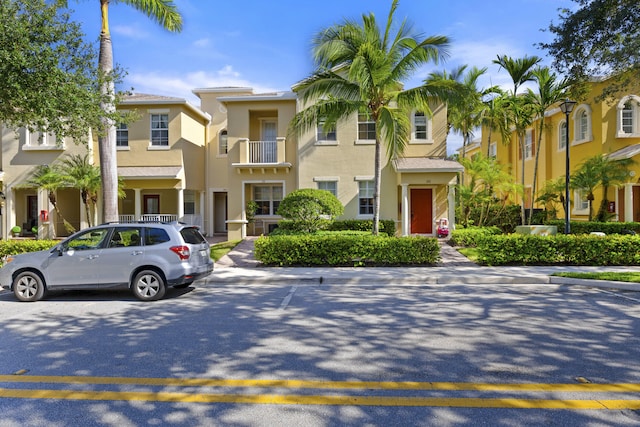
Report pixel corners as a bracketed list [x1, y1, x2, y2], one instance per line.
[559, 98, 577, 234]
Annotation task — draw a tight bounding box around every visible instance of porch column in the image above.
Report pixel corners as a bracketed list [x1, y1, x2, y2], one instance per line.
[401, 184, 409, 236]
[38, 187, 53, 239]
[177, 188, 184, 220]
[134, 188, 142, 220]
[448, 182, 456, 230]
[199, 191, 205, 231]
[625, 183, 633, 222]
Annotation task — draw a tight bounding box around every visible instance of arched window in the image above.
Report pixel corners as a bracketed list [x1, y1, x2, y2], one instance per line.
[219, 129, 228, 155]
[558, 120, 567, 150]
[617, 95, 640, 137]
[572, 105, 592, 144]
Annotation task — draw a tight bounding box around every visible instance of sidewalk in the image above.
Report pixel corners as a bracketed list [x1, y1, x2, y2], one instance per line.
[209, 237, 640, 292]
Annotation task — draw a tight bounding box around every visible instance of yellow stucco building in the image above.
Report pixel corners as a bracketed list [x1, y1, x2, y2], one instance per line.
[470, 77, 640, 224]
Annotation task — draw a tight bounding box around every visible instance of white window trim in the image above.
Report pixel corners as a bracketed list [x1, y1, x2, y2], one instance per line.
[314, 178, 339, 197]
[410, 111, 433, 144]
[573, 189, 590, 215]
[355, 178, 375, 219]
[22, 128, 64, 151]
[488, 141, 497, 158]
[218, 129, 228, 157]
[315, 120, 339, 146]
[149, 112, 169, 148]
[356, 112, 376, 144]
[524, 129, 533, 160]
[572, 104, 592, 145]
[616, 95, 640, 138]
[558, 120, 567, 152]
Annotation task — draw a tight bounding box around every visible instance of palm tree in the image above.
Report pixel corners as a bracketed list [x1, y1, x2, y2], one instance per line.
[426, 65, 498, 159]
[524, 67, 571, 223]
[24, 165, 76, 235]
[481, 89, 510, 158]
[290, 0, 453, 235]
[60, 154, 103, 227]
[96, 0, 182, 223]
[493, 55, 542, 225]
[571, 157, 600, 221]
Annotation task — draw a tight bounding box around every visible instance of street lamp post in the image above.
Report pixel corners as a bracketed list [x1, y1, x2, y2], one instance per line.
[559, 99, 577, 234]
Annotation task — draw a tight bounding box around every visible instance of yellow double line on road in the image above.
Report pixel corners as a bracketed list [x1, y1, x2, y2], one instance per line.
[1, 375, 639, 409]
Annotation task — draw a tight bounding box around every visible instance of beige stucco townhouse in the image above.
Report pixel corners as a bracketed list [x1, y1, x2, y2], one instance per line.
[195, 87, 462, 241]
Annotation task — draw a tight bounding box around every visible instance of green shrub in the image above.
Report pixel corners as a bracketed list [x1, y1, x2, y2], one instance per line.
[328, 219, 396, 236]
[0, 239, 59, 266]
[276, 189, 344, 233]
[545, 220, 640, 235]
[476, 234, 640, 266]
[254, 234, 439, 266]
[450, 226, 502, 247]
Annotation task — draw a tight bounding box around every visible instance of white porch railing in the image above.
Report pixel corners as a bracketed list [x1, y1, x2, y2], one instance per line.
[248, 140, 277, 163]
[118, 214, 202, 227]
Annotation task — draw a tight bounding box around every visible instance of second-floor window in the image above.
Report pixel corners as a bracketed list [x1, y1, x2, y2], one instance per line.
[524, 129, 534, 159]
[116, 123, 128, 147]
[412, 111, 428, 140]
[357, 112, 376, 141]
[25, 129, 58, 147]
[317, 120, 337, 142]
[489, 142, 497, 158]
[559, 121, 567, 150]
[573, 105, 592, 143]
[617, 96, 640, 136]
[151, 114, 169, 146]
[219, 129, 228, 155]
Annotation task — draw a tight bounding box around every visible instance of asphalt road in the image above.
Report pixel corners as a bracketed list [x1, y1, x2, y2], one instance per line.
[0, 279, 639, 426]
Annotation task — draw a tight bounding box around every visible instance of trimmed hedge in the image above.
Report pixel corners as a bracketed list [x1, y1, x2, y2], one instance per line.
[271, 219, 397, 236]
[0, 239, 59, 266]
[254, 234, 439, 266]
[545, 220, 640, 235]
[476, 234, 640, 266]
[450, 226, 502, 247]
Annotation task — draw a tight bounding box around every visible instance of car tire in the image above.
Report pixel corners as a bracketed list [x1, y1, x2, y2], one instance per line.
[131, 270, 166, 301]
[13, 271, 45, 302]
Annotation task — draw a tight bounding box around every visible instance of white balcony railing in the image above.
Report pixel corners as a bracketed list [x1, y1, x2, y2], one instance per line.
[248, 140, 277, 163]
[118, 214, 178, 223]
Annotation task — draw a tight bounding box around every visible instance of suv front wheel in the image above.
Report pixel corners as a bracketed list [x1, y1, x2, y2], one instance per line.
[132, 270, 166, 301]
[13, 271, 45, 302]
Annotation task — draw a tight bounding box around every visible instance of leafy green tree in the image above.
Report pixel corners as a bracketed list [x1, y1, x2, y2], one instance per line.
[91, 0, 183, 223]
[524, 67, 571, 223]
[571, 157, 600, 221]
[0, 0, 110, 141]
[592, 154, 634, 221]
[277, 189, 344, 233]
[541, 0, 640, 97]
[536, 177, 567, 221]
[290, 0, 453, 235]
[23, 165, 76, 234]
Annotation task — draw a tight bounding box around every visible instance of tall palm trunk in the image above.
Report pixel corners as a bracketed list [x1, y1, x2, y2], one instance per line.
[373, 139, 382, 235]
[98, 0, 119, 223]
[528, 119, 545, 224]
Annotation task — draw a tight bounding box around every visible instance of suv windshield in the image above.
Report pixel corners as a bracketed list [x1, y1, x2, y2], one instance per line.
[180, 227, 206, 244]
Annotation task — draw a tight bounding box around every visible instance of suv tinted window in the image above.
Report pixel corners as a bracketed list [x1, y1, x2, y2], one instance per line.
[145, 227, 170, 246]
[180, 227, 206, 244]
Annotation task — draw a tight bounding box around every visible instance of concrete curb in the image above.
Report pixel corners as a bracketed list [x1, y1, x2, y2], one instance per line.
[549, 276, 640, 292]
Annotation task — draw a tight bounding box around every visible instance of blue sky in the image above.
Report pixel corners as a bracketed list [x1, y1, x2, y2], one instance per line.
[68, 0, 575, 152]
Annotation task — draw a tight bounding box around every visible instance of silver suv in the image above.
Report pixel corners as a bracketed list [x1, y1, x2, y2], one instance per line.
[0, 222, 214, 302]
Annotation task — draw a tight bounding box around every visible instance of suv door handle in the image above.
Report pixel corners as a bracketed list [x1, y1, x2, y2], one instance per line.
[131, 250, 143, 255]
[88, 254, 99, 260]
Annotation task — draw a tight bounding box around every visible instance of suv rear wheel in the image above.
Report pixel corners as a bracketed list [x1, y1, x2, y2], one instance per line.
[132, 270, 166, 301]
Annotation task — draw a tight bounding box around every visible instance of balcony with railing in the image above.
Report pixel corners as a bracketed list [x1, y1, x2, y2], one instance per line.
[232, 137, 292, 173]
[118, 214, 203, 228]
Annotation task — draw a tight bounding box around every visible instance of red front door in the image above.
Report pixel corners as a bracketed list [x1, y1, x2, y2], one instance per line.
[411, 188, 433, 234]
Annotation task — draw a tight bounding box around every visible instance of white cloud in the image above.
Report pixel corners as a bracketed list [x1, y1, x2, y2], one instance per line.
[193, 38, 210, 48]
[112, 24, 149, 39]
[125, 66, 280, 104]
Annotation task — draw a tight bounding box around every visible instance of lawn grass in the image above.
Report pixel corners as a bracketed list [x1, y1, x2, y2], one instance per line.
[210, 240, 242, 261]
[458, 247, 479, 262]
[552, 272, 640, 283]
